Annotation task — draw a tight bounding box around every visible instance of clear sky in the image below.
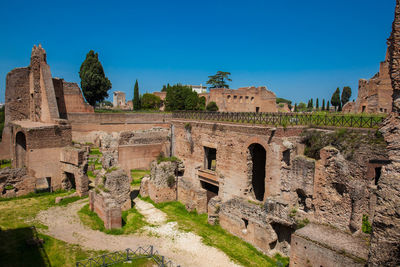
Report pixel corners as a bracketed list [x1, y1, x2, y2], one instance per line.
[0, 0, 396, 104]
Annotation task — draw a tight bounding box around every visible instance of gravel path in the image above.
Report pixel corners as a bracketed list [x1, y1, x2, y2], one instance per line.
[36, 199, 240, 267]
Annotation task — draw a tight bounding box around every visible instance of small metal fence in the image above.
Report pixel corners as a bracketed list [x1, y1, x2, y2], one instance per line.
[76, 245, 179, 267]
[172, 111, 385, 129]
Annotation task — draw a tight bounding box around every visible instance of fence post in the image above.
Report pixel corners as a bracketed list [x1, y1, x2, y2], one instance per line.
[150, 245, 153, 256]
[126, 248, 130, 261]
[102, 255, 105, 266]
[161, 256, 165, 267]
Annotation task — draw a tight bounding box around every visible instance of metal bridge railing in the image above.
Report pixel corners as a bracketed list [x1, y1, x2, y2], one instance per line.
[76, 245, 179, 267]
[172, 111, 385, 129]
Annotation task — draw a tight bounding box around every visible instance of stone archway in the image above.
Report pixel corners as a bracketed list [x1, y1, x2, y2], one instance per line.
[248, 143, 266, 201]
[15, 131, 26, 168]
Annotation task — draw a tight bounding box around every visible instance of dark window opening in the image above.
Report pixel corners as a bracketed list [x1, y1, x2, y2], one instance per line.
[271, 222, 295, 244]
[375, 167, 382, 185]
[248, 143, 266, 201]
[65, 172, 76, 190]
[242, 218, 249, 229]
[46, 177, 52, 192]
[256, 107, 260, 113]
[332, 183, 346, 196]
[283, 149, 290, 166]
[15, 132, 27, 168]
[200, 181, 219, 205]
[204, 147, 216, 171]
[362, 106, 366, 112]
[296, 189, 309, 212]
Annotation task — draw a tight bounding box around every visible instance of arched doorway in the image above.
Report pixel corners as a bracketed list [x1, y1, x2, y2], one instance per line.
[15, 132, 26, 168]
[248, 143, 266, 201]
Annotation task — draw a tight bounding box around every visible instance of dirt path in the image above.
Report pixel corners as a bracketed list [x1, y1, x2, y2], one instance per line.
[36, 199, 241, 267]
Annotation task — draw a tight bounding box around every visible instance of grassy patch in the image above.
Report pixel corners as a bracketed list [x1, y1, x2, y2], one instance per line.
[131, 169, 150, 186]
[157, 155, 180, 164]
[78, 204, 149, 235]
[0, 191, 105, 267]
[0, 159, 11, 169]
[89, 148, 102, 156]
[140, 197, 289, 267]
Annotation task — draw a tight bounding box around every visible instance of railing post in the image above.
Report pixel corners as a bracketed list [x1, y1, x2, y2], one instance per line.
[161, 256, 165, 267]
[126, 248, 130, 261]
[102, 255, 105, 266]
[150, 245, 153, 256]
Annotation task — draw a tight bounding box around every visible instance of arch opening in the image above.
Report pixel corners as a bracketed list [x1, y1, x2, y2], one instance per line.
[248, 143, 266, 201]
[15, 132, 27, 168]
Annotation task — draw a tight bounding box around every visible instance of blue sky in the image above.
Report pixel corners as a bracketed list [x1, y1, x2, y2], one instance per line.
[0, 0, 395, 104]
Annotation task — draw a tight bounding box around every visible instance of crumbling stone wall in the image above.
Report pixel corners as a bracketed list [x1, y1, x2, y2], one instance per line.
[140, 160, 183, 203]
[368, 1, 400, 264]
[60, 146, 89, 196]
[0, 168, 35, 198]
[89, 169, 132, 229]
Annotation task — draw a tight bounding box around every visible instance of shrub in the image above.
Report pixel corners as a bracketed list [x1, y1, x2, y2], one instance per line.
[362, 214, 372, 234]
[167, 175, 176, 187]
[184, 123, 192, 132]
[5, 185, 14, 190]
[206, 101, 219, 111]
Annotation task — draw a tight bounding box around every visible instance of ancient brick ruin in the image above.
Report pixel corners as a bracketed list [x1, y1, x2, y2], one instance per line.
[1, 2, 400, 265]
[343, 50, 394, 114]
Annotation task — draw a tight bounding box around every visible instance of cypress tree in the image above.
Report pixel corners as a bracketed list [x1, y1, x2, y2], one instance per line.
[294, 103, 298, 112]
[331, 87, 341, 111]
[316, 98, 319, 110]
[327, 101, 330, 111]
[133, 79, 141, 110]
[322, 99, 325, 111]
[79, 50, 112, 106]
[341, 86, 352, 106]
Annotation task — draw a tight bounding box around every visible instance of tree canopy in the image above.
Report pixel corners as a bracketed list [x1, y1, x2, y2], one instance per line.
[141, 93, 162, 110]
[79, 50, 112, 106]
[206, 71, 232, 89]
[165, 84, 203, 111]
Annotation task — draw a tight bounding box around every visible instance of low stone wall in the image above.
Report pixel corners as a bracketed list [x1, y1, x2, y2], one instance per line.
[118, 144, 168, 173]
[0, 167, 36, 198]
[89, 191, 122, 229]
[177, 177, 207, 214]
[68, 113, 172, 125]
[290, 223, 368, 267]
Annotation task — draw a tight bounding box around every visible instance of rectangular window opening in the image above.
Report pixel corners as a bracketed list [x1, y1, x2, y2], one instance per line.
[204, 147, 217, 171]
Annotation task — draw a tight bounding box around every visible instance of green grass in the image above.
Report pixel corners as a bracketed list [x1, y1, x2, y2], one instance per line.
[157, 155, 180, 164]
[89, 148, 102, 156]
[0, 159, 11, 168]
[0, 191, 106, 267]
[140, 197, 289, 267]
[78, 204, 149, 235]
[131, 169, 150, 186]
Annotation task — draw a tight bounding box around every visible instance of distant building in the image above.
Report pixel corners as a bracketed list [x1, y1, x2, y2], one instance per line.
[113, 91, 126, 108]
[189, 84, 207, 94]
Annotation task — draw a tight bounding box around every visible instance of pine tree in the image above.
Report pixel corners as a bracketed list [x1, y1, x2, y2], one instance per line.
[133, 79, 141, 110]
[79, 50, 112, 106]
[322, 99, 325, 111]
[316, 98, 319, 110]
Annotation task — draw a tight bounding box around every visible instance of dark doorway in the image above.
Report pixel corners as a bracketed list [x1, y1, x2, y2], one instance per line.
[65, 172, 76, 190]
[375, 167, 382, 185]
[256, 107, 260, 113]
[204, 147, 217, 171]
[362, 106, 366, 113]
[15, 132, 27, 168]
[283, 149, 290, 166]
[200, 181, 219, 204]
[248, 143, 266, 201]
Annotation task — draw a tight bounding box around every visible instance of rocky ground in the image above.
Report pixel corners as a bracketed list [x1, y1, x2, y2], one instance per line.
[36, 198, 241, 267]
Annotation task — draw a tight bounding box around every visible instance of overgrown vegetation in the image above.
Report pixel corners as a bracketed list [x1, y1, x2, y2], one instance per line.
[78, 204, 149, 235]
[157, 154, 180, 164]
[165, 84, 205, 111]
[362, 214, 372, 234]
[301, 128, 386, 160]
[140, 197, 289, 267]
[130, 169, 150, 187]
